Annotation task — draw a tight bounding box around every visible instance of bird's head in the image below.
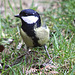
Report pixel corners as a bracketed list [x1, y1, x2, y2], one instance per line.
[14, 9, 41, 27]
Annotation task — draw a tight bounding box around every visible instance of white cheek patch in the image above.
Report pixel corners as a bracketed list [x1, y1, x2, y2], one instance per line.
[21, 16, 38, 24]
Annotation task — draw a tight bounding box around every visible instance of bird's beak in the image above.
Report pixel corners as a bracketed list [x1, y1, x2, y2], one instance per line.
[14, 14, 20, 18]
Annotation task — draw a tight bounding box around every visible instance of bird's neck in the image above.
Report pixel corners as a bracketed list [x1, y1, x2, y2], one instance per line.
[21, 21, 36, 37]
[21, 21, 34, 32]
[21, 18, 41, 32]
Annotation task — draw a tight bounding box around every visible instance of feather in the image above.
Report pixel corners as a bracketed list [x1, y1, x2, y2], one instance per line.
[34, 26, 49, 45]
[20, 28, 34, 47]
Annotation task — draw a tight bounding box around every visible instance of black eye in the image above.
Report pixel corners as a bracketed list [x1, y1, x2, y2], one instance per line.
[25, 14, 28, 16]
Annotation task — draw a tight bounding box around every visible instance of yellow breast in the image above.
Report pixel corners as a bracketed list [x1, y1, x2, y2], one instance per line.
[20, 28, 34, 47]
[20, 26, 49, 47]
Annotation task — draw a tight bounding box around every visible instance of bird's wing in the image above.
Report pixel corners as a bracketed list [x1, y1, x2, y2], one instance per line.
[34, 26, 50, 45]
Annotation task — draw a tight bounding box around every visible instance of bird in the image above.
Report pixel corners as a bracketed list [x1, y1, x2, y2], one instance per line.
[14, 9, 51, 60]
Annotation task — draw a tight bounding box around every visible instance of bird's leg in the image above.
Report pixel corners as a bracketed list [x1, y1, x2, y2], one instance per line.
[24, 47, 29, 63]
[44, 45, 51, 59]
[44, 45, 53, 64]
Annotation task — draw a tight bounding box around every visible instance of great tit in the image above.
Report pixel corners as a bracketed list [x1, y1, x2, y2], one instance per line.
[14, 9, 51, 59]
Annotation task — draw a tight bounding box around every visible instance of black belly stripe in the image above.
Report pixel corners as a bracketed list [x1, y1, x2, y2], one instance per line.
[31, 31, 41, 47]
[21, 26, 41, 47]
